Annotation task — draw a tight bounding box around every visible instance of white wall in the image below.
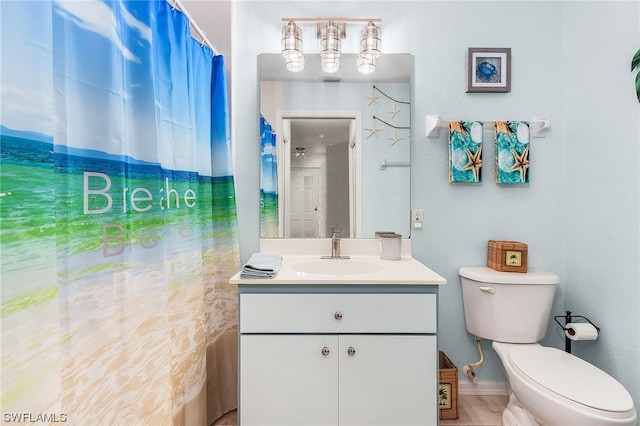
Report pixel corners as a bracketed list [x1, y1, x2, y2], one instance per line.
[563, 1, 640, 409]
[232, 1, 639, 409]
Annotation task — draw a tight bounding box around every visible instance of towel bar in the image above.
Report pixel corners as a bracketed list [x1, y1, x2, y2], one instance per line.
[425, 114, 551, 138]
[379, 159, 410, 170]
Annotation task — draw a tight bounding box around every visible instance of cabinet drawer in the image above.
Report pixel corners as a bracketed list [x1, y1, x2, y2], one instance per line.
[240, 293, 436, 333]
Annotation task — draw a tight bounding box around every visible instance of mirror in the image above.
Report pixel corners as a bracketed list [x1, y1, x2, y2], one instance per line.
[260, 53, 412, 238]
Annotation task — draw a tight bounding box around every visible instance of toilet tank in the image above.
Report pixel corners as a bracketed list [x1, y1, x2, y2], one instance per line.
[459, 267, 559, 343]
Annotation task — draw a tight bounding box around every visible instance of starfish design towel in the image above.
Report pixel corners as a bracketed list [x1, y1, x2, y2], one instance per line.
[449, 121, 483, 183]
[495, 121, 530, 184]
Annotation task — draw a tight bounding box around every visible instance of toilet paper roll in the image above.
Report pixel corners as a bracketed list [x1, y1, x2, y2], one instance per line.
[565, 323, 598, 341]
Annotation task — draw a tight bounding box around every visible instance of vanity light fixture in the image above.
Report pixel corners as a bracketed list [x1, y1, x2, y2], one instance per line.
[280, 18, 382, 74]
[360, 22, 382, 60]
[295, 147, 306, 157]
[319, 21, 344, 73]
[281, 21, 304, 72]
[285, 53, 305, 72]
[357, 55, 376, 74]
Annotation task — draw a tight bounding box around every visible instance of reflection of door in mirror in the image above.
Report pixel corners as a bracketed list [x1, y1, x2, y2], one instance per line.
[282, 115, 360, 238]
[289, 168, 320, 238]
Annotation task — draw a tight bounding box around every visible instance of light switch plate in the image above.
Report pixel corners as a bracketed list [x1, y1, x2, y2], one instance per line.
[411, 209, 424, 230]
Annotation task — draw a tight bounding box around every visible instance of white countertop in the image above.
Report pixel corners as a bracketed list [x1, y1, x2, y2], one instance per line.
[230, 254, 447, 285]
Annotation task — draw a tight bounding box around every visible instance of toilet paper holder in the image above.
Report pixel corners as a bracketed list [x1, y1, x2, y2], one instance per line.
[554, 310, 600, 354]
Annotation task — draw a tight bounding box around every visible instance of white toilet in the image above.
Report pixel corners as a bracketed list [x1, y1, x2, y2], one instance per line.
[459, 266, 637, 426]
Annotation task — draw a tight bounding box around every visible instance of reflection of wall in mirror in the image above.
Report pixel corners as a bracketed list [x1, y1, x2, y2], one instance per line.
[326, 143, 350, 238]
[260, 81, 282, 126]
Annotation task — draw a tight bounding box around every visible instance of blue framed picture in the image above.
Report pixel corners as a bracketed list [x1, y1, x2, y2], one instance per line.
[467, 48, 511, 93]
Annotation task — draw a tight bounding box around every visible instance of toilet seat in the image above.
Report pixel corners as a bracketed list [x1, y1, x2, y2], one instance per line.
[508, 345, 634, 414]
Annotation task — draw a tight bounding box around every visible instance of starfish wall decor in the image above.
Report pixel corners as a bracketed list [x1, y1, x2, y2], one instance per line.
[365, 85, 411, 147]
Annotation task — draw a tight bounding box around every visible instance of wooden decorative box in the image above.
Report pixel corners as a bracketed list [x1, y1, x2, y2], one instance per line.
[439, 351, 459, 420]
[487, 240, 528, 273]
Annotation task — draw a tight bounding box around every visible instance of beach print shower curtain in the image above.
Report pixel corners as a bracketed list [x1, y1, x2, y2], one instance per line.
[0, 1, 240, 425]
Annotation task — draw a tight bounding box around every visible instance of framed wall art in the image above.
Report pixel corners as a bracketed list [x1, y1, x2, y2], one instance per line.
[466, 47, 511, 93]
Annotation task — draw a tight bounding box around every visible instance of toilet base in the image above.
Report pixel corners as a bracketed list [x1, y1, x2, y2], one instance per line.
[493, 342, 637, 426]
[502, 392, 540, 426]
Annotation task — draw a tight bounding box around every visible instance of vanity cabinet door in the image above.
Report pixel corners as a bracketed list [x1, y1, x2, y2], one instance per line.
[338, 335, 438, 426]
[240, 334, 338, 426]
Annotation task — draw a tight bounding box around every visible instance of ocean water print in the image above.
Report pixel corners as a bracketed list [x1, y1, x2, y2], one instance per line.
[495, 121, 530, 184]
[260, 191, 278, 237]
[1, 131, 238, 302]
[449, 121, 483, 183]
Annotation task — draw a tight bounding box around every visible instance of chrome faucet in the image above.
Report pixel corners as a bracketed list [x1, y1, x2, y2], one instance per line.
[322, 226, 350, 259]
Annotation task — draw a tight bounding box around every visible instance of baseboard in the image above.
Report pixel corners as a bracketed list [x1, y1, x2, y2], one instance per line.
[458, 380, 509, 396]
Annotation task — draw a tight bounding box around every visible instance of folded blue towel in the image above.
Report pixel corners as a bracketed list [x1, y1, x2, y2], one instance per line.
[240, 253, 283, 279]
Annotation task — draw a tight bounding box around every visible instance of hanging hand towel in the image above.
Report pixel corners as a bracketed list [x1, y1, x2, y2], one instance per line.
[449, 121, 483, 183]
[240, 253, 283, 279]
[495, 121, 530, 184]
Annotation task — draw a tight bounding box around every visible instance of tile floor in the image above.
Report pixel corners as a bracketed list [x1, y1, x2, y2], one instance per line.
[213, 394, 508, 425]
[440, 394, 508, 426]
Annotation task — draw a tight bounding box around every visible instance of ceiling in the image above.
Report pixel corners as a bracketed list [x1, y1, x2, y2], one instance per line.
[180, 2, 411, 83]
[180, 0, 232, 59]
[289, 118, 352, 151]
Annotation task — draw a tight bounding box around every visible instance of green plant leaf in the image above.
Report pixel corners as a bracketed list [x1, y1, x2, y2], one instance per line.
[633, 48, 640, 72]
[636, 71, 640, 103]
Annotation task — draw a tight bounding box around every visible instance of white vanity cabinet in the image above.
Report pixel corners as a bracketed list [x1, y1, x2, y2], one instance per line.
[238, 288, 439, 426]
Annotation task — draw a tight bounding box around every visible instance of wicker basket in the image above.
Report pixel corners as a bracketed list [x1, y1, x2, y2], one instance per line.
[438, 351, 459, 420]
[487, 240, 528, 273]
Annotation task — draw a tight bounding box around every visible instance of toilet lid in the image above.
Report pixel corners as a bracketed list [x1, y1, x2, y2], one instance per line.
[458, 266, 559, 284]
[508, 346, 634, 413]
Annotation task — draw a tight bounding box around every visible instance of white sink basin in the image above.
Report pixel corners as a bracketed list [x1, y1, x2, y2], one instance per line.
[292, 260, 383, 276]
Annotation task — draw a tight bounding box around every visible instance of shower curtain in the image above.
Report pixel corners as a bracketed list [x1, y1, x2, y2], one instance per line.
[0, 1, 240, 425]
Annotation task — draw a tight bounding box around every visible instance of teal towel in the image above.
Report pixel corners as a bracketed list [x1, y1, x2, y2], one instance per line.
[241, 253, 282, 279]
[495, 121, 530, 184]
[449, 120, 483, 183]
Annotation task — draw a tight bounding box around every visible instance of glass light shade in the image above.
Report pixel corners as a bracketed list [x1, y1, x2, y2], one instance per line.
[281, 21, 303, 59]
[357, 55, 376, 74]
[360, 22, 381, 59]
[285, 53, 304, 72]
[320, 23, 341, 53]
[321, 51, 340, 73]
[320, 22, 341, 73]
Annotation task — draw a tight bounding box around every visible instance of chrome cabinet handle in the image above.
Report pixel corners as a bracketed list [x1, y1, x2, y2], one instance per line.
[334, 311, 343, 321]
[321, 346, 330, 357]
[347, 346, 356, 357]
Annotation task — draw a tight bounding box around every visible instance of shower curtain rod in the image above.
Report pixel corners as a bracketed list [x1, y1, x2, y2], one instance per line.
[168, 0, 220, 55]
